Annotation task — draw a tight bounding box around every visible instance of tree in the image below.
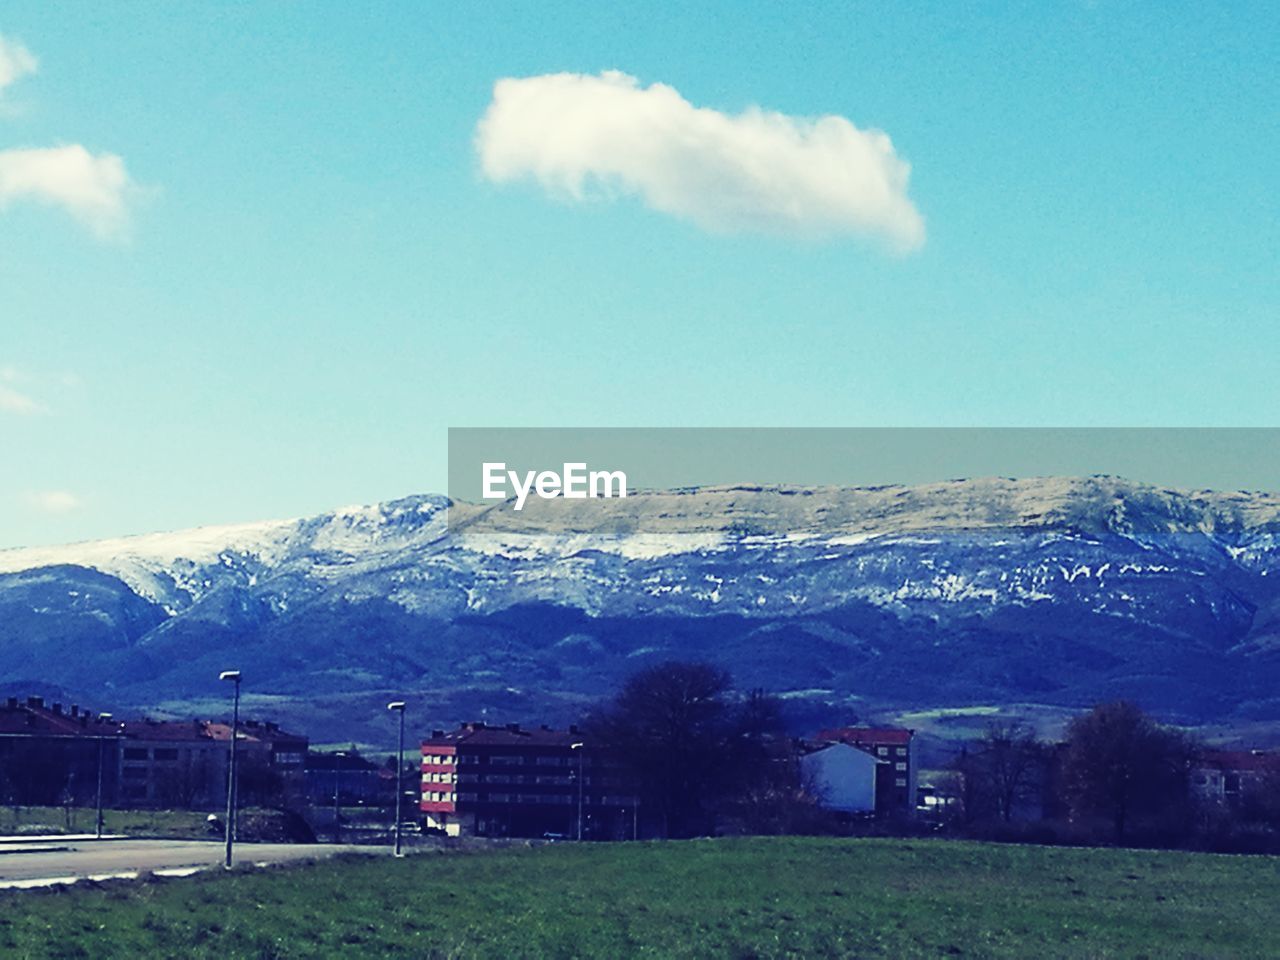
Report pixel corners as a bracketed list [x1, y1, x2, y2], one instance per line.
[588, 661, 776, 837]
[1062, 701, 1196, 840]
[959, 721, 1044, 823]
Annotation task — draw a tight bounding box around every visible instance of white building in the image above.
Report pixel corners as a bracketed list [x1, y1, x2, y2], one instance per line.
[800, 742, 883, 814]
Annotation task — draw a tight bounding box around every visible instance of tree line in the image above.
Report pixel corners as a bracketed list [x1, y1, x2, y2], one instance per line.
[942, 701, 1280, 851]
[585, 660, 1280, 851]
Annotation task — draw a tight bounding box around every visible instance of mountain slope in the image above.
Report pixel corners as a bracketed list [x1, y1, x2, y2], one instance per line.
[2, 477, 1279, 741]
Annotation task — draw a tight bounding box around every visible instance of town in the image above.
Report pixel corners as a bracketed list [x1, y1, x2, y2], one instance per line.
[3, 661, 1278, 855]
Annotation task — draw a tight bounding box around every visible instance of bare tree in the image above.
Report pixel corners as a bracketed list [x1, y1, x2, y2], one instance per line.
[1062, 701, 1196, 840]
[974, 721, 1044, 822]
[587, 661, 740, 838]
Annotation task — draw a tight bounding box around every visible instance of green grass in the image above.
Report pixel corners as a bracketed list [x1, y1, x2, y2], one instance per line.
[0, 806, 214, 839]
[2, 837, 1279, 958]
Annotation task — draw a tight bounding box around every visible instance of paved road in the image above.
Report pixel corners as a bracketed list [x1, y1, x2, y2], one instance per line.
[0, 838, 367, 887]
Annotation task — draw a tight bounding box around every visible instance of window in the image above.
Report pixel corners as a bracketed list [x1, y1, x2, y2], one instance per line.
[489, 793, 511, 803]
[123, 747, 147, 760]
[123, 766, 148, 780]
[895, 777, 907, 787]
[154, 748, 178, 761]
[895, 762, 907, 771]
[877, 747, 889, 756]
[896, 747, 907, 756]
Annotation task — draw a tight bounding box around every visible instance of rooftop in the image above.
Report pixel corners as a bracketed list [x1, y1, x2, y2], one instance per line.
[422, 721, 585, 750]
[815, 726, 915, 747]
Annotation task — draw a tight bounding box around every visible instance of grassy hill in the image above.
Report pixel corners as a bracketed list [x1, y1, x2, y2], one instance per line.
[3, 836, 1279, 958]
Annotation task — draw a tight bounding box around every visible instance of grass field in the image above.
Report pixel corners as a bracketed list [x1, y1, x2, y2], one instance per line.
[2, 837, 1278, 958]
[0, 806, 213, 839]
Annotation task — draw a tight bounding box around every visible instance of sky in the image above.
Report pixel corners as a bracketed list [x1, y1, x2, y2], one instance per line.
[1, 2, 1276, 547]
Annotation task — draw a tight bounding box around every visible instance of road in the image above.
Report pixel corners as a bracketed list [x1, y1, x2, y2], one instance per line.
[0, 838, 368, 888]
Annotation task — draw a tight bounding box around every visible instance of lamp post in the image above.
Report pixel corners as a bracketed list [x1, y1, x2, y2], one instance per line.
[387, 701, 406, 857]
[95, 713, 113, 839]
[571, 742, 585, 841]
[219, 670, 242, 869]
[332, 750, 348, 844]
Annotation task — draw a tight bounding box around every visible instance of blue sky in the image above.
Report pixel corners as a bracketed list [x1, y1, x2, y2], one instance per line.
[1, 2, 1276, 547]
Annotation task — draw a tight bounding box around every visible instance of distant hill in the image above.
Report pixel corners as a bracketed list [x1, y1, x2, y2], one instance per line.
[2, 476, 1279, 743]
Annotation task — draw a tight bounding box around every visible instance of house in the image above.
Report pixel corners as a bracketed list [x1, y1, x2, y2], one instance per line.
[0, 696, 120, 806]
[116, 719, 226, 807]
[0, 694, 307, 810]
[118, 718, 307, 808]
[420, 722, 638, 839]
[812, 726, 918, 817]
[799, 741, 882, 814]
[1192, 750, 1280, 811]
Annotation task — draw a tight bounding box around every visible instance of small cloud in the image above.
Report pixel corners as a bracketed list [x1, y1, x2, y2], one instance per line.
[0, 383, 43, 414]
[24, 490, 82, 514]
[0, 144, 135, 238]
[476, 70, 925, 252]
[0, 33, 37, 96]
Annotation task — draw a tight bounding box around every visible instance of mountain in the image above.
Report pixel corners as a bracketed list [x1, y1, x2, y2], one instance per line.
[2, 476, 1280, 744]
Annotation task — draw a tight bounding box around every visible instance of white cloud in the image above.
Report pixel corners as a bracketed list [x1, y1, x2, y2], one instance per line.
[0, 144, 134, 237]
[24, 490, 82, 514]
[0, 34, 37, 95]
[476, 70, 925, 251]
[0, 383, 42, 414]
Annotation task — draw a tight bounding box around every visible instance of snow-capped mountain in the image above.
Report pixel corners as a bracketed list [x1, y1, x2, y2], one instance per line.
[2, 476, 1279, 741]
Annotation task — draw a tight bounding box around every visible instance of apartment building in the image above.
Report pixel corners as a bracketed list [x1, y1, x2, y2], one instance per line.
[420, 722, 637, 838]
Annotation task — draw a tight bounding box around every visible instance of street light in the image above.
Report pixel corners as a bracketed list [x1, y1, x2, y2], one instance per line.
[387, 701, 406, 857]
[95, 713, 113, 839]
[571, 742, 585, 841]
[219, 670, 242, 869]
[332, 750, 348, 844]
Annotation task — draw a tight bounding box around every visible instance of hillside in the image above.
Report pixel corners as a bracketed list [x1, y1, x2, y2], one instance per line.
[2, 476, 1279, 741]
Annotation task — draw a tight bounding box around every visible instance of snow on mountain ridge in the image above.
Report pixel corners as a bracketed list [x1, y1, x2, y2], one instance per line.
[3, 478, 1279, 610]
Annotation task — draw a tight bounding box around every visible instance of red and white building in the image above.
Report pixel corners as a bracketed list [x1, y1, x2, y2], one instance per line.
[1192, 750, 1280, 809]
[421, 722, 637, 838]
[810, 726, 918, 817]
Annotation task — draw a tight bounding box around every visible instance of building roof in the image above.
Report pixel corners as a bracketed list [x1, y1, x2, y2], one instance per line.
[0, 696, 120, 737]
[800, 740, 887, 764]
[211, 718, 307, 747]
[1198, 750, 1280, 774]
[422, 721, 585, 750]
[815, 726, 914, 747]
[1, 695, 304, 747]
[123, 719, 215, 742]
